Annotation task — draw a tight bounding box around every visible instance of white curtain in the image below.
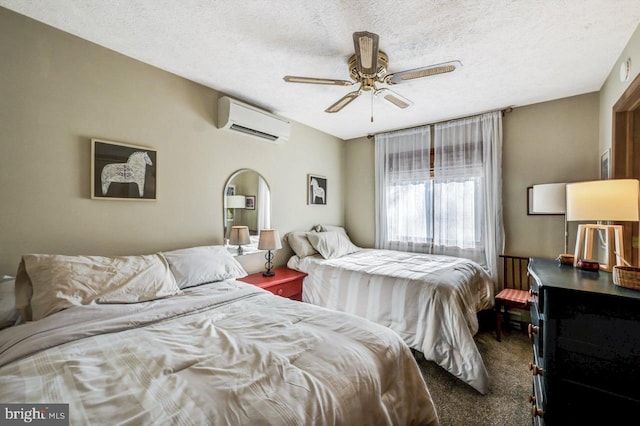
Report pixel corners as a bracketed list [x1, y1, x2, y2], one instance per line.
[375, 125, 431, 252]
[375, 111, 504, 280]
[257, 178, 270, 231]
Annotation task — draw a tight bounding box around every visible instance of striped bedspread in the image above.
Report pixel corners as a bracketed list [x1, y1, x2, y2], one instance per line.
[0, 280, 438, 425]
[288, 249, 495, 394]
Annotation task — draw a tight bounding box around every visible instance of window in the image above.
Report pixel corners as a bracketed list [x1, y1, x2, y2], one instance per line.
[375, 112, 503, 276]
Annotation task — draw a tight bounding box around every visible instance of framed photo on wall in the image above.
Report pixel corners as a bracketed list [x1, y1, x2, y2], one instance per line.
[308, 174, 327, 205]
[91, 138, 157, 200]
[245, 195, 256, 210]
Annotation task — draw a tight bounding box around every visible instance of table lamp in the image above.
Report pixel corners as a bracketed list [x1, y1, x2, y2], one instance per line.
[258, 229, 282, 276]
[566, 179, 639, 271]
[229, 225, 250, 255]
[226, 195, 246, 221]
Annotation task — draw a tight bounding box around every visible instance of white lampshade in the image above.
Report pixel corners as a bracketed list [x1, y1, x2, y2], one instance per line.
[229, 226, 250, 245]
[566, 179, 640, 221]
[532, 183, 566, 214]
[258, 229, 282, 250]
[227, 195, 246, 209]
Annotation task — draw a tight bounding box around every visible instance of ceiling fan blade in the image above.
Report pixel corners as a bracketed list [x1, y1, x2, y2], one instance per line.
[385, 60, 462, 85]
[353, 31, 380, 76]
[375, 88, 413, 109]
[283, 75, 354, 86]
[325, 90, 361, 113]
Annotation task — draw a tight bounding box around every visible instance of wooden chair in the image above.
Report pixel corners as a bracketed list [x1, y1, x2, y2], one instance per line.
[495, 255, 532, 341]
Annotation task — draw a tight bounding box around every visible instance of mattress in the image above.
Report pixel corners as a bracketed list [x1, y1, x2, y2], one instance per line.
[288, 248, 495, 394]
[0, 279, 438, 425]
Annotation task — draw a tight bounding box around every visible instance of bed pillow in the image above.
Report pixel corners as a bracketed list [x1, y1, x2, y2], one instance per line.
[284, 232, 318, 258]
[307, 231, 361, 259]
[316, 225, 348, 235]
[161, 245, 247, 289]
[19, 253, 181, 321]
[0, 276, 18, 329]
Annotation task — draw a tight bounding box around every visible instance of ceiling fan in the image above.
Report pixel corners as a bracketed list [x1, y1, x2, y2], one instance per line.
[283, 31, 461, 117]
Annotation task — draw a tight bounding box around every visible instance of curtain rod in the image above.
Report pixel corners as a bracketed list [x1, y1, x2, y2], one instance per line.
[365, 106, 514, 139]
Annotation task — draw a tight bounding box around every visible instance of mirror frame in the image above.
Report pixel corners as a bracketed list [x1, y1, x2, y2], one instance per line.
[223, 168, 271, 251]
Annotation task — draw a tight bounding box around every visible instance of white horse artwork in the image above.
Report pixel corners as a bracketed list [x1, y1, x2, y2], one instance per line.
[310, 177, 325, 204]
[101, 151, 152, 197]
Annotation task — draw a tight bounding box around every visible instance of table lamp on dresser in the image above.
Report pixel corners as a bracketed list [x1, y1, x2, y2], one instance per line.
[258, 229, 282, 276]
[229, 225, 251, 256]
[566, 179, 640, 271]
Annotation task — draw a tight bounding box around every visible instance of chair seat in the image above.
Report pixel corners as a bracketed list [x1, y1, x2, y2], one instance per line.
[495, 288, 531, 309]
[495, 288, 532, 341]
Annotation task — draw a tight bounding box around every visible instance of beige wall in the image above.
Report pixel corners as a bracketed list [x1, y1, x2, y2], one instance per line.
[599, 23, 640, 156]
[0, 8, 345, 275]
[503, 94, 599, 258]
[344, 93, 600, 259]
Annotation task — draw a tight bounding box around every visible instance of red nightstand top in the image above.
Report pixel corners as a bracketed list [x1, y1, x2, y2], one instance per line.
[239, 266, 307, 289]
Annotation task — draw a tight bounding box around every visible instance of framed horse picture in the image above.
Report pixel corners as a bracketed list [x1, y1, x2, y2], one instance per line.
[307, 174, 327, 205]
[91, 138, 157, 200]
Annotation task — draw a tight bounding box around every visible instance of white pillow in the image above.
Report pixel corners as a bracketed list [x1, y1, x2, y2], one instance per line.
[317, 225, 348, 235]
[284, 232, 318, 258]
[161, 245, 247, 289]
[0, 276, 18, 329]
[19, 253, 181, 321]
[306, 231, 360, 259]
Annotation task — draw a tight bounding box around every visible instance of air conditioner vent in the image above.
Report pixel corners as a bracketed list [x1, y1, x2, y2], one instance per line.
[229, 124, 278, 142]
[217, 96, 290, 144]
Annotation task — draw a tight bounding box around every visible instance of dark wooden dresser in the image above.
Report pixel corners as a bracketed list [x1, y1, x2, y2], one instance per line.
[527, 257, 640, 425]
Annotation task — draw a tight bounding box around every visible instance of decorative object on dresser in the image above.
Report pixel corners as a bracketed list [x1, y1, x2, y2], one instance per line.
[229, 225, 250, 255]
[494, 255, 532, 342]
[566, 179, 640, 271]
[91, 138, 157, 200]
[258, 229, 282, 276]
[527, 257, 640, 424]
[238, 267, 307, 301]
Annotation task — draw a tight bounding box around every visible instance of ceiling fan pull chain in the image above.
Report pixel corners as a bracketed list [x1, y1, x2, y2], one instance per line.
[371, 91, 374, 123]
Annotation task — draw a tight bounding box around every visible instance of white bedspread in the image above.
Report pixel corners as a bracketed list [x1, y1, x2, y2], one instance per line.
[0, 280, 438, 425]
[288, 249, 494, 394]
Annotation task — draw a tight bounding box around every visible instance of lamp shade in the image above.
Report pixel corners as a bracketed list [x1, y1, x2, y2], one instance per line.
[229, 226, 250, 245]
[227, 195, 246, 209]
[532, 183, 566, 214]
[566, 179, 639, 221]
[258, 229, 282, 250]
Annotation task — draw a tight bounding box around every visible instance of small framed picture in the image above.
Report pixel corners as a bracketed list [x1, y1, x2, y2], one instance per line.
[91, 138, 157, 200]
[226, 185, 236, 196]
[308, 174, 327, 205]
[601, 149, 611, 179]
[245, 195, 256, 210]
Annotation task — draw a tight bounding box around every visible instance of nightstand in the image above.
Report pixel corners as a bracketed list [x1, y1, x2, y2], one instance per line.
[238, 267, 307, 301]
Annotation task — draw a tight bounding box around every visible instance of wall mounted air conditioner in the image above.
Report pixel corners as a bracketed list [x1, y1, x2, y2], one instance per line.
[217, 96, 290, 144]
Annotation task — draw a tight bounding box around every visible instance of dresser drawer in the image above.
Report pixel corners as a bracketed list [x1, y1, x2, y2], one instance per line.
[529, 303, 543, 358]
[263, 280, 303, 300]
[531, 372, 546, 425]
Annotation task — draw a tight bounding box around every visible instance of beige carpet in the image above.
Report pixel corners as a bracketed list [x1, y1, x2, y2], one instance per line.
[417, 322, 532, 426]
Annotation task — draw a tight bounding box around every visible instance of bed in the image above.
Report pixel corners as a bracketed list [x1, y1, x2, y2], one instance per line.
[285, 227, 495, 394]
[0, 245, 438, 425]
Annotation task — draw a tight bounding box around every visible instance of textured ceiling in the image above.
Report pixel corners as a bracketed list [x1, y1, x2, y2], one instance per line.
[2, 0, 640, 140]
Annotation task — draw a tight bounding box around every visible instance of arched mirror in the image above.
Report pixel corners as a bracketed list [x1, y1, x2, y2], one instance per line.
[223, 169, 271, 254]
